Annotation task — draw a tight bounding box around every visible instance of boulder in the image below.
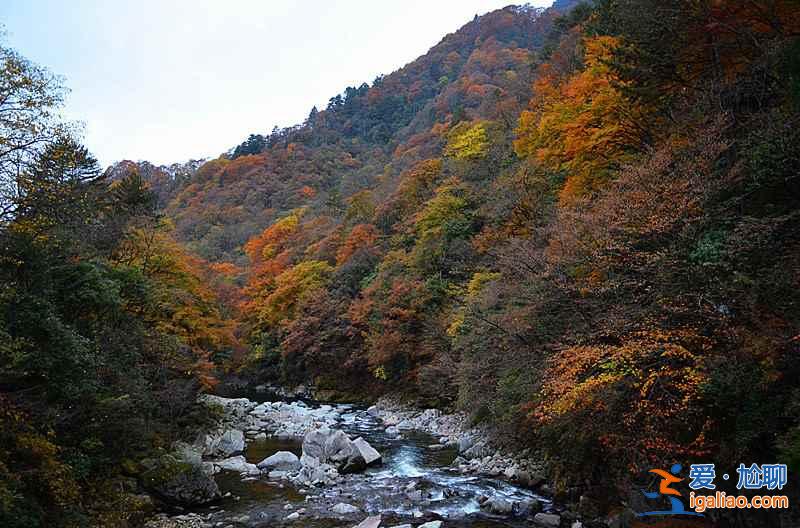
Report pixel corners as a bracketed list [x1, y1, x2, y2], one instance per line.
[300, 453, 320, 468]
[534, 512, 561, 527]
[352, 437, 382, 465]
[142, 455, 220, 506]
[301, 427, 366, 474]
[198, 395, 255, 416]
[516, 497, 542, 515]
[353, 516, 381, 528]
[215, 455, 259, 475]
[418, 522, 443, 528]
[217, 429, 245, 455]
[302, 427, 346, 460]
[203, 428, 245, 457]
[257, 451, 300, 471]
[331, 502, 360, 514]
[170, 441, 203, 468]
[458, 435, 475, 453]
[294, 459, 339, 487]
[482, 496, 514, 514]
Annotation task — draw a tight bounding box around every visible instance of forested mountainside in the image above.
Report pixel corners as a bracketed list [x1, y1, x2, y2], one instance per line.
[2, 1, 800, 526]
[133, 4, 563, 265]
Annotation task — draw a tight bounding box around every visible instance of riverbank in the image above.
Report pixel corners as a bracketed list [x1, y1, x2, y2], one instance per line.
[141, 391, 624, 528]
[365, 398, 550, 490]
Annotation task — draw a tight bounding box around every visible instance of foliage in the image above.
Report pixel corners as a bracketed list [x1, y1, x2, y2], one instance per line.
[515, 35, 649, 203]
[6, 1, 800, 523]
[0, 54, 235, 524]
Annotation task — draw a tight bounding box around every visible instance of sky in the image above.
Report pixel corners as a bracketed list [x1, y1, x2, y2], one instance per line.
[1, 1, 552, 167]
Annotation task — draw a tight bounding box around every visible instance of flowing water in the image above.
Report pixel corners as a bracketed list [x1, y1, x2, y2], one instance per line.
[197, 399, 552, 527]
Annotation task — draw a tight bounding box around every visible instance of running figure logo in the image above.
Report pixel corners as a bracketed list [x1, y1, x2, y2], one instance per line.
[638, 464, 704, 517]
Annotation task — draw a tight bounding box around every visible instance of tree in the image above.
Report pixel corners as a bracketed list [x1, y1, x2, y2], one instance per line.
[231, 133, 266, 158]
[515, 35, 649, 203]
[0, 43, 68, 221]
[13, 135, 103, 237]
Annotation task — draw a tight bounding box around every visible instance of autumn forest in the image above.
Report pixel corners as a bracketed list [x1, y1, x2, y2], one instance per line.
[2, 1, 800, 527]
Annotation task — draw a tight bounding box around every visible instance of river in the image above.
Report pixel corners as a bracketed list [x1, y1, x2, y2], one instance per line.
[178, 396, 557, 528]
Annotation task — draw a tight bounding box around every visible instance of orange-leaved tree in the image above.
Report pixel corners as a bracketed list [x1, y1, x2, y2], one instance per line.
[515, 35, 650, 204]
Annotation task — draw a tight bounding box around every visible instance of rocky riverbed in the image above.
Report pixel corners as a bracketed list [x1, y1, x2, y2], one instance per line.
[142, 393, 604, 528]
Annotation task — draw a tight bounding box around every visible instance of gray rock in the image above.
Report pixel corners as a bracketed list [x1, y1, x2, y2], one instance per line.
[396, 419, 414, 430]
[516, 497, 541, 515]
[483, 496, 514, 514]
[302, 427, 346, 460]
[215, 456, 259, 475]
[257, 451, 300, 471]
[331, 502, 360, 514]
[353, 515, 381, 528]
[285, 511, 300, 521]
[301, 427, 366, 474]
[533, 512, 561, 527]
[142, 455, 221, 506]
[418, 522, 442, 528]
[300, 453, 320, 468]
[352, 437, 382, 465]
[204, 429, 245, 457]
[458, 435, 475, 453]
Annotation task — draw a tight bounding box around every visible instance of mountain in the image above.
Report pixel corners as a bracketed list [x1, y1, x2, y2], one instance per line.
[4, 1, 799, 525]
[119, 4, 559, 264]
[146, 0, 800, 494]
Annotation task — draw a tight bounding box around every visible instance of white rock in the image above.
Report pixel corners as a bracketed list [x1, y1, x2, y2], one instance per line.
[352, 437, 382, 465]
[214, 456, 259, 475]
[418, 522, 442, 528]
[483, 496, 513, 514]
[207, 429, 245, 457]
[257, 451, 300, 471]
[353, 516, 381, 528]
[331, 502, 360, 514]
[396, 419, 414, 430]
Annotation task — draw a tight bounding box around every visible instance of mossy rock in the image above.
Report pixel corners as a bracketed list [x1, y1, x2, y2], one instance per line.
[141, 455, 220, 506]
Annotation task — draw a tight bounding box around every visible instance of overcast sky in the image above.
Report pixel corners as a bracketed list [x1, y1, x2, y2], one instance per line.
[2, 1, 552, 167]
